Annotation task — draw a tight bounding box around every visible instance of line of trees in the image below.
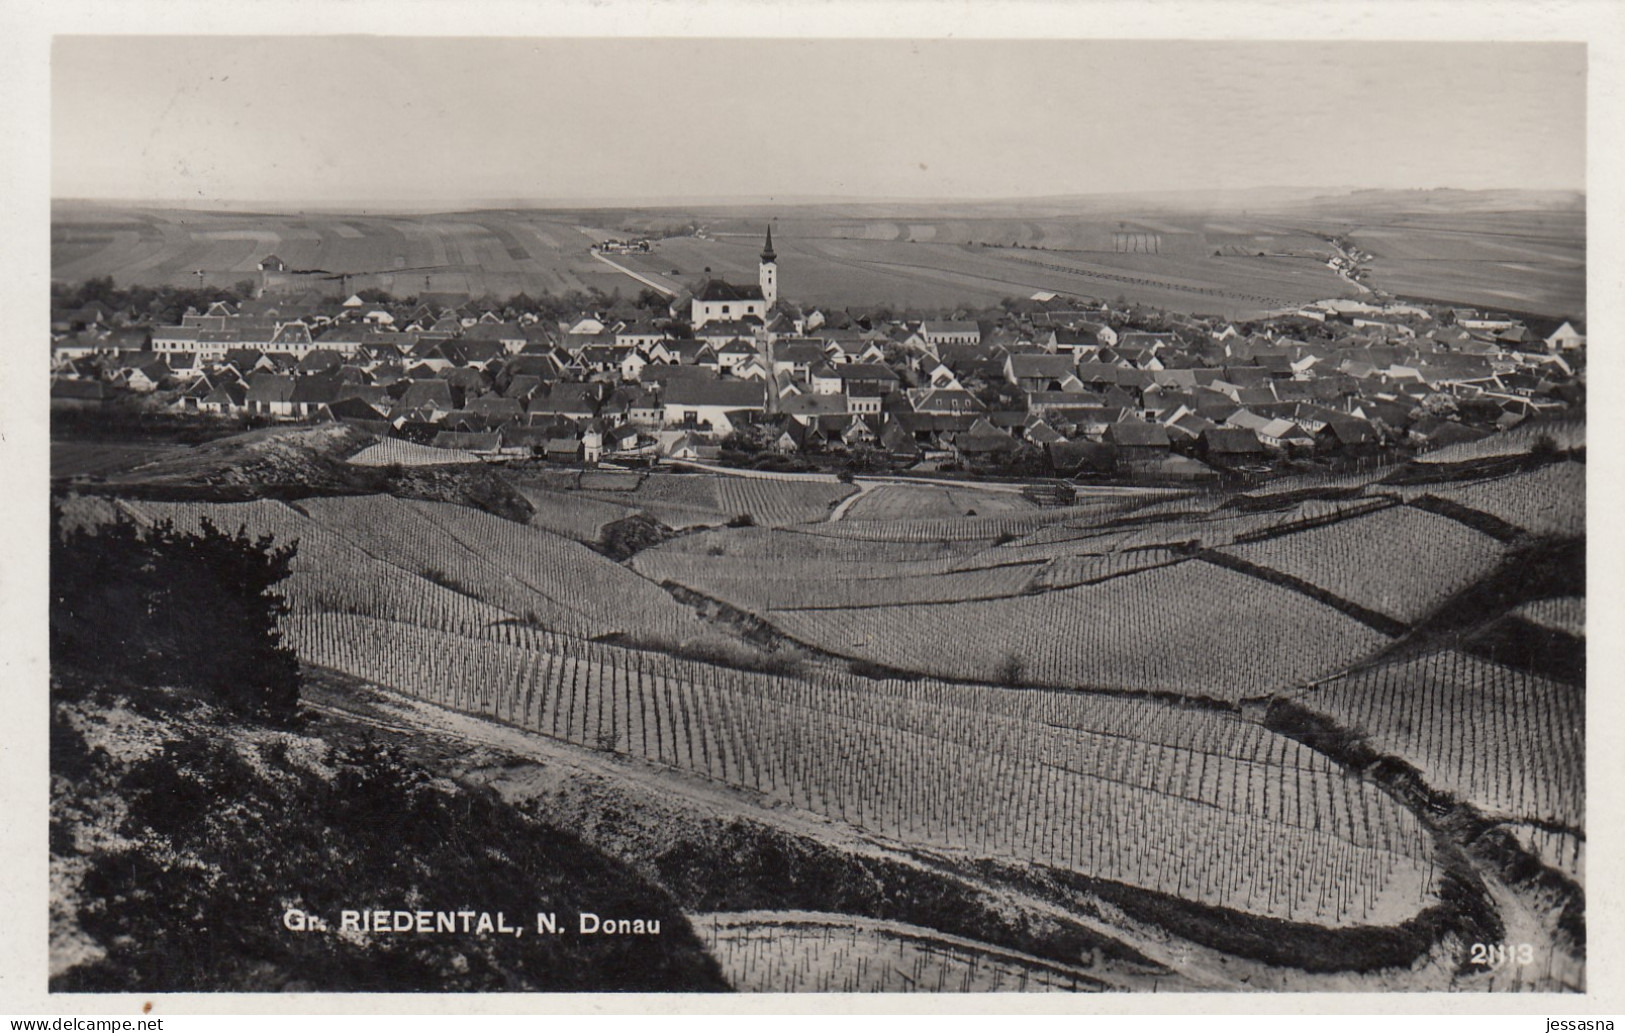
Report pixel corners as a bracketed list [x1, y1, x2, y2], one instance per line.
[52, 277, 261, 328]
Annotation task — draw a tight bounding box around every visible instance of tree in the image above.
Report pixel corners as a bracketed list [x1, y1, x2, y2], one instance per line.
[51, 508, 300, 723]
[1415, 393, 1460, 419]
[844, 444, 887, 475]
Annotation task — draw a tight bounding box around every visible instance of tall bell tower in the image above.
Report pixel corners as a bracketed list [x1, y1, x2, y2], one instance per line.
[759, 225, 778, 308]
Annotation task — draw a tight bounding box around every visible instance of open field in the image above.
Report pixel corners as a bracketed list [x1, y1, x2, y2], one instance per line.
[51, 204, 626, 297]
[51, 441, 183, 479]
[615, 233, 1353, 316]
[54, 191, 1581, 315]
[1343, 210, 1585, 317]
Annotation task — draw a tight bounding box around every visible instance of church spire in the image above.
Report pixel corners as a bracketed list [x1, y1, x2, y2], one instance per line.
[759, 224, 778, 307]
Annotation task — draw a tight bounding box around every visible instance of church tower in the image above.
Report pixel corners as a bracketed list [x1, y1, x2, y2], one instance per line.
[759, 225, 778, 308]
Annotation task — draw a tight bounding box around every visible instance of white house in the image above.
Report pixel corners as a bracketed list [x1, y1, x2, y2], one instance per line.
[715, 339, 760, 373]
[620, 349, 650, 382]
[919, 320, 982, 346]
[1546, 321, 1585, 351]
[661, 378, 767, 435]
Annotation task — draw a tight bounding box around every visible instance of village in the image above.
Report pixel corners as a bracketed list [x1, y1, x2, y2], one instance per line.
[50, 228, 1586, 484]
[34, 13, 1614, 1008]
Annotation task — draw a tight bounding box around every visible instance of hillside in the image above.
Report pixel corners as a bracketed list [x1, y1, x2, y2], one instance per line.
[51, 425, 1585, 992]
[56, 424, 536, 524]
[50, 668, 729, 992]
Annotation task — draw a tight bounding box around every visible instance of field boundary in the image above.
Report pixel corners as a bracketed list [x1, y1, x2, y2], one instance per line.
[1195, 552, 1408, 637]
[593, 250, 678, 296]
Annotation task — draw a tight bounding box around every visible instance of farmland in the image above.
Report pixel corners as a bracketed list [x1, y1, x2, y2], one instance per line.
[838, 482, 1038, 522]
[1417, 462, 1586, 539]
[50, 440, 181, 479]
[1341, 210, 1586, 317]
[53, 429, 1585, 991]
[289, 612, 1443, 928]
[612, 233, 1353, 316]
[51, 204, 627, 298]
[1215, 506, 1508, 625]
[696, 912, 1111, 992]
[505, 469, 858, 535]
[53, 189, 1583, 316]
[1289, 650, 1583, 829]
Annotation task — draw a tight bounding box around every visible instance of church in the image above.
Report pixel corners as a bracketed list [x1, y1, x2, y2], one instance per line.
[689, 227, 777, 328]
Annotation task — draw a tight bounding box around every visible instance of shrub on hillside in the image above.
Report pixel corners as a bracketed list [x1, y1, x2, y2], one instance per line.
[50, 507, 300, 722]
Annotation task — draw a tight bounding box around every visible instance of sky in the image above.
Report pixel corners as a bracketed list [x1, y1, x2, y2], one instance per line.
[51, 37, 1586, 206]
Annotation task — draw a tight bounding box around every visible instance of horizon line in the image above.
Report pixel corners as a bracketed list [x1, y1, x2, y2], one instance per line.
[51, 184, 1588, 214]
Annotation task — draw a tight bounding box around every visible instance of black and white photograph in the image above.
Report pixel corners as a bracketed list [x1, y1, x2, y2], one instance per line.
[11, 6, 1611, 1009]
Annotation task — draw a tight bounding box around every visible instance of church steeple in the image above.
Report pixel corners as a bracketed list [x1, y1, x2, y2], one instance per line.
[759, 224, 778, 307]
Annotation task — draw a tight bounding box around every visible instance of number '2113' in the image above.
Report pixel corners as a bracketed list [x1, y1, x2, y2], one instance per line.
[1470, 943, 1534, 967]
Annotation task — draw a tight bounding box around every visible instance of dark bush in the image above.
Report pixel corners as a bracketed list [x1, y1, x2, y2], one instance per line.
[50, 506, 300, 723]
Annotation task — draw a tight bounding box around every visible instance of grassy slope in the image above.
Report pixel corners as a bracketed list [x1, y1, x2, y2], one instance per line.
[49, 671, 729, 992]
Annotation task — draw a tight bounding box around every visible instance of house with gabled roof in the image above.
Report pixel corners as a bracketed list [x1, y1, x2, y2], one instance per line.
[245, 373, 298, 417]
[285, 372, 348, 419]
[197, 380, 248, 415]
[955, 417, 1018, 457]
[1167, 412, 1217, 442]
[827, 414, 872, 449]
[814, 331, 868, 365]
[713, 338, 759, 374]
[528, 383, 601, 420]
[920, 320, 981, 346]
[771, 340, 826, 379]
[1545, 320, 1585, 352]
[120, 360, 170, 394]
[616, 349, 649, 382]
[1005, 354, 1076, 392]
[732, 357, 771, 382]
[461, 321, 527, 353]
[1104, 419, 1170, 459]
[922, 362, 963, 392]
[661, 377, 766, 436]
[399, 378, 455, 413]
[879, 419, 922, 461]
[909, 388, 986, 415]
[614, 320, 667, 350]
